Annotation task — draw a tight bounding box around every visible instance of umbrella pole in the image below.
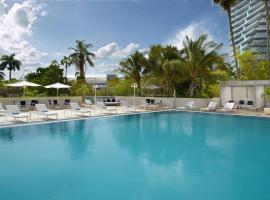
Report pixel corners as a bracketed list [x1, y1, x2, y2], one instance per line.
[57, 88, 59, 105]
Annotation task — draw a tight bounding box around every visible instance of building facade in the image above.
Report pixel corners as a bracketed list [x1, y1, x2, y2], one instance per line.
[231, 0, 269, 64]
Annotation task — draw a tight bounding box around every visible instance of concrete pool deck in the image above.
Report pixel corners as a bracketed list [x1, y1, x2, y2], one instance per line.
[0, 106, 158, 128]
[0, 106, 270, 128]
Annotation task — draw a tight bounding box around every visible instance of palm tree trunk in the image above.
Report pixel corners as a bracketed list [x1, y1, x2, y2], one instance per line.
[228, 7, 239, 79]
[9, 69, 11, 80]
[137, 80, 141, 96]
[189, 83, 195, 97]
[65, 65, 68, 83]
[79, 62, 86, 82]
[265, 0, 270, 79]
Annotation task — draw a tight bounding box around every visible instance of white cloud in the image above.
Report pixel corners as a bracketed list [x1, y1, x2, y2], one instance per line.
[0, 0, 47, 65]
[94, 62, 119, 74]
[95, 42, 140, 59]
[90, 42, 144, 75]
[166, 20, 217, 49]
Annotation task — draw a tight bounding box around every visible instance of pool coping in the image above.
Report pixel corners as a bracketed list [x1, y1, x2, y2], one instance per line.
[0, 110, 172, 129]
[0, 109, 269, 129]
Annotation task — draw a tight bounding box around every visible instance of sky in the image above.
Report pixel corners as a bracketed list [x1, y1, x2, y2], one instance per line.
[0, 0, 229, 78]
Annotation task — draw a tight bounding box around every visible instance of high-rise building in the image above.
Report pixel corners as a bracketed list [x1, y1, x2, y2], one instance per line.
[231, 0, 269, 64]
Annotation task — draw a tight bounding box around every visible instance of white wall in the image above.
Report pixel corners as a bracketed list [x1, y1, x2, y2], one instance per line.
[116, 96, 220, 108]
[220, 85, 266, 108]
[232, 87, 255, 103]
[220, 86, 232, 106]
[255, 86, 265, 108]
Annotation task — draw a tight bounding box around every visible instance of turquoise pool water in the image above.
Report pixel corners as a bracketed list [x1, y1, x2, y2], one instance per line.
[0, 112, 270, 200]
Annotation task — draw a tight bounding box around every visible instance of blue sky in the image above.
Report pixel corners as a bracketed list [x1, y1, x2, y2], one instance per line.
[0, 0, 228, 78]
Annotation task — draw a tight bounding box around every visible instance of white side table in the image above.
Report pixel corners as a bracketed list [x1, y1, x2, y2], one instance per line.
[264, 108, 270, 115]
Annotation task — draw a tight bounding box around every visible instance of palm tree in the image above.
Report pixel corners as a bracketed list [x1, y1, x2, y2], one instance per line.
[119, 51, 148, 96]
[213, 0, 239, 79]
[68, 40, 95, 82]
[61, 56, 71, 83]
[148, 45, 181, 96]
[0, 54, 22, 80]
[265, 0, 270, 79]
[180, 35, 225, 97]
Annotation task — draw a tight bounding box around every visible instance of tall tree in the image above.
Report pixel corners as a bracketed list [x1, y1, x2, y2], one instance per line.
[265, 0, 270, 79]
[236, 51, 268, 80]
[0, 54, 21, 80]
[69, 40, 95, 82]
[213, 0, 239, 78]
[148, 45, 182, 96]
[180, 35, 226, 97]
[119, 51, 148, 96]
[61, 56, 71, 83]
[25, 60, 65, 96]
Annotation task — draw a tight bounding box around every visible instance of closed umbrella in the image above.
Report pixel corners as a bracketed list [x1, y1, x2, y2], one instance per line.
[45, 82, 71, 101]
[7, 80, 41, 98]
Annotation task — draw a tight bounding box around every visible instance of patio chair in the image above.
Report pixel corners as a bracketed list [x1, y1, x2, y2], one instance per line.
[244, 101, 255, 110]
[35, 104, 58, 119]
[238, 100, 245, 109]
[6, 105, 29, 122]
[63, 99, 70, 108]
[217, 102, 235, 112]
[178, 101, 195, 110]
[30, 100, 38, 109]
[19, 100, 27, 110]
[95, 102, 117, 114]
[53, 100, 59, 107]
[69, 102, 92, 116]
[48, 99, 53, 108]
[200, 102, 217, 111]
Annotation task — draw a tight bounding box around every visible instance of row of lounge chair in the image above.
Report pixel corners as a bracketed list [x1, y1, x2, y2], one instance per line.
[0, 101, 119, 123]
[0, 99, 254, 124]
[178, 101, 236, 113]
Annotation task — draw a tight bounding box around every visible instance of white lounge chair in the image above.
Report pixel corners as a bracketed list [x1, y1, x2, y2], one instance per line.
[200, 102, 217, 111]
[161, 99, 173, 110]
[139, 100, 159, 111]
[6, 105, 29, 122]
[121, 101, 136, 113]
[84, 99, 93, 108]
[139, 100, 148, 109]
[70, 102, 92, 116]
[178, 101, 195, 110]
[217, 102, 235, 112]
[95, 102, 117, 114]
[35, 104, 58, 119]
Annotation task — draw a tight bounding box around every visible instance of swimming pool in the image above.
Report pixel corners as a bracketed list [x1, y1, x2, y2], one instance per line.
[0, 111, 270, 200]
